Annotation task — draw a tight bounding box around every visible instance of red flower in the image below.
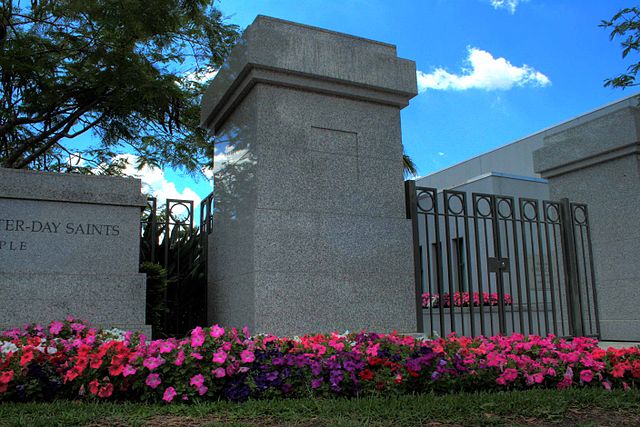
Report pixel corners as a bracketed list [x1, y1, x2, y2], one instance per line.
[19, 350, 34, 367]
[0, 370, 14, 385]
[97, 383, 113, 398]
[359, 369, 375, 381]
[368, 357, 383, 366]
[88, 379, 100, 395]
[611, 362, 630, 378]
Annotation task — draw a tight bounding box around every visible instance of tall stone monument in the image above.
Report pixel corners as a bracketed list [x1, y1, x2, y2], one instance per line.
[533, 96, 640, 341]
[0, 168, 150, 334]
[201, 16, 418, 336]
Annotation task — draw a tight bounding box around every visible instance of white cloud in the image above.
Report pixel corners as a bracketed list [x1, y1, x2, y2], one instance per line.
[182, 67, 219, 85]
[416, 47, 550, 92]
[490, 0, 527, 14]
[100, 154, 202, 206]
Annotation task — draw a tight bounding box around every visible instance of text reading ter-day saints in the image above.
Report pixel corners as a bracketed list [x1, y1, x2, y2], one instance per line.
[0, 219, 121, 236]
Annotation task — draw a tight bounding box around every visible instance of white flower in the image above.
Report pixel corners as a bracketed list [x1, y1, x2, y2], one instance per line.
[0, 341, 19, 355]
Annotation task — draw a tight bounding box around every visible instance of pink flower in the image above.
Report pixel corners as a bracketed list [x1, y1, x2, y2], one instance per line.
[146, 373, 162, 389]
[501, 368, 518, 383]
[163, 386, 177, 402]
[580, 369, 594, 383]
[197, 385, 208, 396]
[366, 343, 380, 357]
[190, 374, 205, 388]
[191, 352, 203, 360]
[212, 349, 227, 364]
[143, 356, 165, 371]
[174, 350, 184, 366]
[241, 350, 255, 363]
[159, 341, 175, 354]
[70, 323, 86, 333]
[210, 325, 225, 339]
[213, 367, 226, 378]
[191, 327, 205, 348]
[49, 321, 64, 335]
[122, 365, 136, 377]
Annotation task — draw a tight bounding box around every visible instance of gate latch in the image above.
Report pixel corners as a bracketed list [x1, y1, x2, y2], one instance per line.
[488, 257, 510, 273]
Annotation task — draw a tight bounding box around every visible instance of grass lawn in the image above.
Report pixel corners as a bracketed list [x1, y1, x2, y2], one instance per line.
[1, 388, 639, 427]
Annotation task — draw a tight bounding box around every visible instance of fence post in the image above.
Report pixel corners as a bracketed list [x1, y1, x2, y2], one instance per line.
[405, 180, 424, 333]
[559, 198, 584, 337]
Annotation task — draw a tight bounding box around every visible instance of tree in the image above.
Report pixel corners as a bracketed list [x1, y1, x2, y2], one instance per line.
[403, 152, 417, 178]
[601, 6, 640, 88]
[0, 0, 239, 173]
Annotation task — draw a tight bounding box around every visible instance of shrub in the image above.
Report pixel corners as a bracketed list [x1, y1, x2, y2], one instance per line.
[0, 318, 638, 403]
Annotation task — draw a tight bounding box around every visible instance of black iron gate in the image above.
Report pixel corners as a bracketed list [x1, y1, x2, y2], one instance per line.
[140, 193, 214, 337]
[405, 181, 600, 339]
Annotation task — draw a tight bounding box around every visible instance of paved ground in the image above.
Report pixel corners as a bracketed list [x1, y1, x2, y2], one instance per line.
[598, 341, 640, 349]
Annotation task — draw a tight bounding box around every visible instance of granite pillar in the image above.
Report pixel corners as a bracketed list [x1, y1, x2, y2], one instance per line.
[533, 98, 640, 341]
[0, 168, 150, 334]
[200, 16, 418, 336]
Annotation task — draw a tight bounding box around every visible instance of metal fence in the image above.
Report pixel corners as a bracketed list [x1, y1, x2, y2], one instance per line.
[405, 181, 600, 339]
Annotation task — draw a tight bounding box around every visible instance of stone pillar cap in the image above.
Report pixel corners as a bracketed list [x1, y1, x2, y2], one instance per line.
[0, 167, 147, 207]
[200, 15, 418, 131]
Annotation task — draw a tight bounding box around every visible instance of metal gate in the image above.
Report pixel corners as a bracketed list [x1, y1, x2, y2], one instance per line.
[405, 181, 600, 338]
[140, 193, 214, 337]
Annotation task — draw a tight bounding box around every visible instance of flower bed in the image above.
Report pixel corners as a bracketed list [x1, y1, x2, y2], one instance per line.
[422, 291, 513, 308]
[1, 318, 639, 403]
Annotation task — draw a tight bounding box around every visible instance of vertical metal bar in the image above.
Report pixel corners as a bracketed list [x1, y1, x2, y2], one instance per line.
[472, 195, 486, 337]
[423, 214, 434, 335]
[534, 203, 550, 336]
[490, 196, 507, 335]
[528, 219, 542, 335]
[559, 198, 584, 337]
[543, 202, 559, 336]
[453, 204, 465, 336]
[431, 190, 446, 338]
[499, 198, 516, 335]
[509, 201, 525, 334]
[443, 191, 456, 335]
[577, 215, 594, 335]
[519, 199, 534, 334]
[461, 194, 476, 337]
[552, 222, 567, 336]
[150, 197, 157, 263]
[583, 204, 601, 338]
[483, 213, 494, 336]
[405, 180, 424, 333]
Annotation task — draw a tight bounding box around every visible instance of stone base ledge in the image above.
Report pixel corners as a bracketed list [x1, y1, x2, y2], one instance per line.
[0, 272, 147, 325]
[0, 323, 152, 337]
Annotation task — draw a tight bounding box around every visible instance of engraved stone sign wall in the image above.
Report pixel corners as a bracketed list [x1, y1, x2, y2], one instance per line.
[0, 168, 150, 333]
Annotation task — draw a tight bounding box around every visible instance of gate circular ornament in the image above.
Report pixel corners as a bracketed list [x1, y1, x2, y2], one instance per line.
[545, 203, 560, 223]
[475, 196, 492, 218]
[417, 191, 434, 213]
[497, 198, 513, 219]
[521, 200, 538, 221]
[573, 205, 587, 225]
[446, 193, 464, 215]
[168, 201, 193, 224]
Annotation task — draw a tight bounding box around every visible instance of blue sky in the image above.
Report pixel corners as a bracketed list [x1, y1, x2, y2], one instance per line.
[156, 0, 637, 204]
